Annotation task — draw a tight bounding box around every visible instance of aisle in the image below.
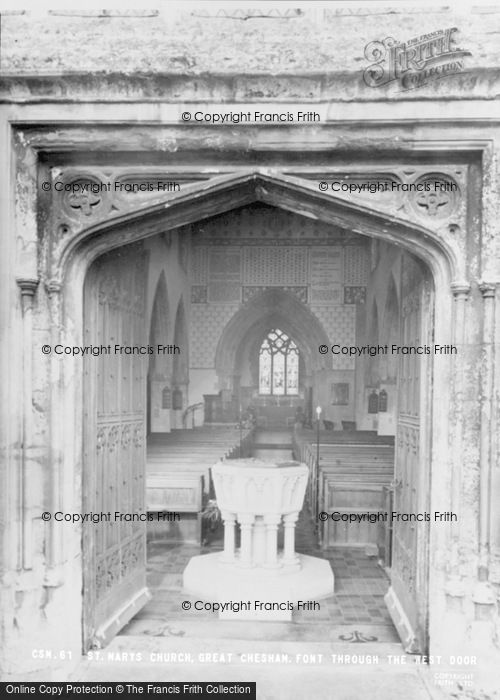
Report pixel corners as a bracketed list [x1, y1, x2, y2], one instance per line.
[120, 429, 397, 641]
[71, 432, 422, 698]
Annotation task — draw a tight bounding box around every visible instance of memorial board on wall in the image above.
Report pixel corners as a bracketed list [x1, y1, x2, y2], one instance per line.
[344, 246, 369, 285]
[242, 246, 308, 286]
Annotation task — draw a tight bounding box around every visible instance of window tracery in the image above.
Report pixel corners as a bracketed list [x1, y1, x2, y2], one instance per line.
[259, 329, 299, 395]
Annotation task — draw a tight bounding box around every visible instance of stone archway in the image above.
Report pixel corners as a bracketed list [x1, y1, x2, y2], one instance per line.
[42, 170, 457, 659]
[215, 287, 332, 388]
[213, 287, 331, 426]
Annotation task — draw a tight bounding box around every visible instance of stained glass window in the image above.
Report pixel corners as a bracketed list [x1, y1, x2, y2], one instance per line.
[259, 329, 299, 396]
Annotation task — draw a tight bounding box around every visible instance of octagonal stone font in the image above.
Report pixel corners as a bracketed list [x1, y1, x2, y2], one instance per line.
[183, 458, 334, 620]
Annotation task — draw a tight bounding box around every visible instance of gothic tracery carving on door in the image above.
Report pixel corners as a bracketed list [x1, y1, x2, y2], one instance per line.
[82, 244, 150, 650]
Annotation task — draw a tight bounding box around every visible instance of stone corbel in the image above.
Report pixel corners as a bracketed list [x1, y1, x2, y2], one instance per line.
[17, 278, 39, 313]
[451, 281, 471, 298]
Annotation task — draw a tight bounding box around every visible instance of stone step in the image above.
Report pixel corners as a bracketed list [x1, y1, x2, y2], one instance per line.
[121, 617, 400, 645]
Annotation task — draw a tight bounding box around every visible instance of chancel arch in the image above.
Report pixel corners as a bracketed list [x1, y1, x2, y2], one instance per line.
[215, 287, 331, 384]
[214, 288, 331, 423]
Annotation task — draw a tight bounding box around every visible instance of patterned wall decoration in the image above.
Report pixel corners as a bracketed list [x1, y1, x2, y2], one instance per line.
[191, 246, 209, 283]
[191, 285, 207, 303]
[192, 203, 358, 245]
[242, 286, 307, 304]
[242, 246, 308, 285]
[190, 304, 240, 367]
[311, 305, 356, 370]
[188, 206, 370, 371]
[344, 286, 367, 304]
[310, 246, 342, 304]
[209, 247, 241, 303]
[344, 246, 369, 285]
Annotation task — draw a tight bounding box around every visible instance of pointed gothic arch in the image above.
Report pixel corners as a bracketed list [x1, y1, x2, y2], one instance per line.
[43, 169, 458, 660]
[171, 297, 189, 422]
[214, 288, 331, 393]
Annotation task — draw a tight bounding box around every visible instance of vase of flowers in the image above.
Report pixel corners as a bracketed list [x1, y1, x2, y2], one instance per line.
[201, 499, 222, 531]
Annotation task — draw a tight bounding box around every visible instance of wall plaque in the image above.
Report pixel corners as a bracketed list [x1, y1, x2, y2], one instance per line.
[242, 246, 308, 285]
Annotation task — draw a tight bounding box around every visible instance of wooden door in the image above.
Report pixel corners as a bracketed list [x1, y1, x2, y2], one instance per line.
[82, 245, 150, 650]
[385, 253, 432, 654]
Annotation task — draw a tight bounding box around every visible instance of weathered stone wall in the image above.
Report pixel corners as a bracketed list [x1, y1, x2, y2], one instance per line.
[2, 6, 500, 75]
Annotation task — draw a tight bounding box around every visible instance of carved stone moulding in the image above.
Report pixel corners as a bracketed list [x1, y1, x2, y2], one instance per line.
[48, 168, 215, 238]
[290, 168, 464, 228]
[408, 173, 460, 220]
[59, 173, 113, 220]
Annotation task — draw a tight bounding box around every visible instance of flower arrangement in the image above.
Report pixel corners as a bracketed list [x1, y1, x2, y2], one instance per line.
[201, 499, 222, 528]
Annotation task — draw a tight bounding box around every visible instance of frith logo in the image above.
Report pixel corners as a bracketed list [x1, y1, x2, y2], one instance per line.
[363, 28, 471, 91]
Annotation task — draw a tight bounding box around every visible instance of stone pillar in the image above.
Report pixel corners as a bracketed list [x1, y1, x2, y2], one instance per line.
[282, 512, 300, 568]
[238, 514, 254, 567]
[470, 283, 497, 641]
[45, 280, 64, 581]
[448, 282, 470, 576]
[477, 283, 497, 588]
[264, 514, 281, 568]
[253, 516, 266, 566]
[220, 510, 236, 563]
[16, 277, 39, 571]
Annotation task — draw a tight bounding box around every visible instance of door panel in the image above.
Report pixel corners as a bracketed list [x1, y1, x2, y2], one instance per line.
[385, 253, 432, 654]
[83, 246, 150, 650]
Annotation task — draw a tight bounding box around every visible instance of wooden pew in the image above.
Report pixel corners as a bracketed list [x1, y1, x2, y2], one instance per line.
[292, 427, 394, 552]
[304, 443, 393, 517]
[320, 476, 392, 550]
[146, 426, 254, 498]
[145, 423, 255, 552]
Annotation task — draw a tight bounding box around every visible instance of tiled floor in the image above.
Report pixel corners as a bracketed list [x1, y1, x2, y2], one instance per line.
[122, 543, 396, 644]
[77, 432, 431, 697]
[121, 431, 397, 643]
